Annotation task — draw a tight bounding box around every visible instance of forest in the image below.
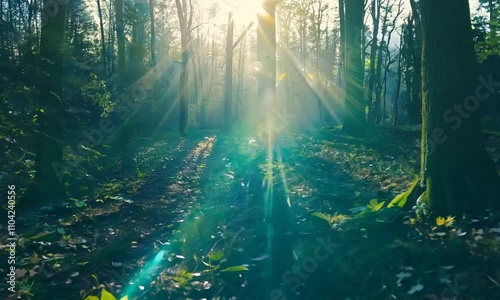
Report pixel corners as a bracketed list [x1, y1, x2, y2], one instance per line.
[1, 0, 500, 299]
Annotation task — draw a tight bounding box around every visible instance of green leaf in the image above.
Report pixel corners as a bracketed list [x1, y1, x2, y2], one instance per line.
[312, 212, 332, 224]
[208, 250, 225, 261]
[387, 178, 419, 208]
[84, 297, 99, 300]
[367, 199, 385, 211]
[100, 288, 116, 300]
[220, 265, 249, 272]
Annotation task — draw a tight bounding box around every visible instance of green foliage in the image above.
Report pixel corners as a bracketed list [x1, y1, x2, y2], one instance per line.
[81, 74, 114, 117]
[367, 199, 385, 211]
[312, 212, 350, 227]
[387, 177, 419, 208]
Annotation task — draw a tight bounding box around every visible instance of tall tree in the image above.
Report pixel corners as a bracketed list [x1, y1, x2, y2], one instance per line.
[97, 0, 107, 71]
[342, 0, 366, 135]
[224, 12, 234, 130]
[115, 0, 126, 85]
[175, 0, 193, 136]
[149, 0, 157, 67]
[418, 0, 500, 214]
[366, 0, 381, 124]
[338, 0, 346, 81]
[258, 0, 293, 292]
[34, 0, 68, 203]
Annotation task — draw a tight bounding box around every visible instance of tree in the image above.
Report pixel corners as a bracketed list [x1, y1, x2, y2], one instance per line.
[115, 0, 126, 86]
[342, 0, 366, 135]
[224, 12, 234, 130]
[97, 0, 107, 71]
[149, 0, 157, 67]
[366, 0, 381, 124]
[33, 0, 68, 203]
[258, 0, 294, 292]
[175, 0, 193, 136]
[418, 0, 500, 214]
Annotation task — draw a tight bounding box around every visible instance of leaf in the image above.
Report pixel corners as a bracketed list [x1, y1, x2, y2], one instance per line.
[436, 217, 446, 226]
[387, 178, 419, 208]
[367, 199, 385, 211]
[220, 265, 249, 272]
[312, 212, 332, 224]
[84, 297, 99, 300]
[208, 250, 225, 261]
[407, 284, 424, 294]
[100, 288, 116, 300]
[250, 254, 269, 261]
[444, 216, 455, 227]
[119, 297, 129, 300]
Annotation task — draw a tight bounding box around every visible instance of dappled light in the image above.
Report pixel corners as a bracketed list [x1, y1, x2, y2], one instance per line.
[1, 0, 500, 299]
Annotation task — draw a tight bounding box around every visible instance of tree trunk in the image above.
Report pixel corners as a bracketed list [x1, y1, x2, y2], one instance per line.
[342, 0, 366, 135]
[409, 0, 422, 124]
[258, 0, 294, 293]
[175, 0, 192, 136]
[224, 12, 234, 130]
[367, 0, 380, 124]
[419, 0, 500, 214]
[97, 0, 107, 72]
[338, 0, 346, 80]
[393, 33, 403, 126]
[149, 0, 157, 67]
[115, 0, 126, 86]
[34, 0, 67, 204]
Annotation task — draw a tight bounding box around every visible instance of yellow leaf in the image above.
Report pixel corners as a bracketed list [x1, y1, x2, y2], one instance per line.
[436, 216, 446, 226]
[84, 297, 99, 300]
[445, 216, 455, 227]
[100, 288, 116, 300]
[119, 296, 129, 300]
[367, 199, 385, 211]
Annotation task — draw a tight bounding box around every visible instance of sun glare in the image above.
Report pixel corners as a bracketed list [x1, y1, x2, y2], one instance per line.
[216, 0, 265, 26]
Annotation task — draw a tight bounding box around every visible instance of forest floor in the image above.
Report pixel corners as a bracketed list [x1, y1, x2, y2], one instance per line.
[1, 126, 500, 300]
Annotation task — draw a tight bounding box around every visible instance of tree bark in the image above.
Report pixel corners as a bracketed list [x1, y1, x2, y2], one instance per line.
[149, 0, 157, 67]
[338, 0, 346, 81]
[342, 0, 366, 136]
[258, 0, 294, 293]
[175, 0, 192, 136]
[34, 0, 67, 203]
[367, 0, 380, 124]
[224, 12, 234, 130]
[115, 0, 126, 86]
[97, 0, 107, 71]
[419, 0, 500, 214]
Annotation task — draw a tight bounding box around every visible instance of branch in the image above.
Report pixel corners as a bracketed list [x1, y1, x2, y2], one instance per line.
[232, 22, 255, 50]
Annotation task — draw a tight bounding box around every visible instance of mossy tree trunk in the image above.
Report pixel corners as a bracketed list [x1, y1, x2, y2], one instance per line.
[420, 0, 500, 214]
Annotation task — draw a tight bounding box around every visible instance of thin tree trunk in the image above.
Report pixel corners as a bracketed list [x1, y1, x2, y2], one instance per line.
[393, 34, 403, 126]
[97, 0, 107, 72]
[149, 0, 157, 67]
[115, 0, 126, 86]
[175, 0, 193, 136]
[367, 0, 380, 123]
[224, 12, 234, 130]
[338, 0, 346, 81]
